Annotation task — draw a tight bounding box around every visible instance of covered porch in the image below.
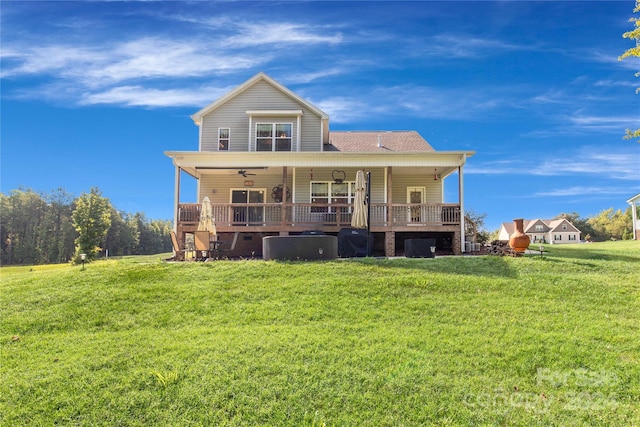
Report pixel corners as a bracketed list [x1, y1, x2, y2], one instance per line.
[166, 151, 472, 257]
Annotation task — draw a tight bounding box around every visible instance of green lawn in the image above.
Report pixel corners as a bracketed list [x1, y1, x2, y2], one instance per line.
[1, 241, 639, 426]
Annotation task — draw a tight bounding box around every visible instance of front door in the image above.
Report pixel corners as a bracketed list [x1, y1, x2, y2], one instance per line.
[231, 189, 265, 225]
[407, 187, 425, 223]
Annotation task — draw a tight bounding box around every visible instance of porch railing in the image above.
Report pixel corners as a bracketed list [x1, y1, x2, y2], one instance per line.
[179, 202, 460, 228]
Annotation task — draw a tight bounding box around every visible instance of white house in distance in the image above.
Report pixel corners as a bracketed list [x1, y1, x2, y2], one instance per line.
[498, 218, 581, 244]
[628, 193, 640, 240]
[165, 72, 475, 258]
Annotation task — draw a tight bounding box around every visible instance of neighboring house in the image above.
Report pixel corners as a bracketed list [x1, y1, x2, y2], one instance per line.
[165, 72, 475, 257]
[498, 218, 581, 244]
[628, 193, 640, 240]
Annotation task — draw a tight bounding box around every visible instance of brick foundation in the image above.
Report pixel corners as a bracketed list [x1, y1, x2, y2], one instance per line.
[385, 231, 396, 257]
[452, 230, 461, 255]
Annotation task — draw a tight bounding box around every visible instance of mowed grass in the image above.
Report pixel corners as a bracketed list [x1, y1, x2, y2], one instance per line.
[1, 242, 639, 426]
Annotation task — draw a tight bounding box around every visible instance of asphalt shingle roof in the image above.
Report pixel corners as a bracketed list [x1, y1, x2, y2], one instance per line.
[325, 131, 435, 152]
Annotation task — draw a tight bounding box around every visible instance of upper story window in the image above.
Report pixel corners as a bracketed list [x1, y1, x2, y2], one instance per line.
[256, 123, 292, 151]
[218, 128, 230, 151]
[535, 224, 543, 231]
[562, 223, 567, 230]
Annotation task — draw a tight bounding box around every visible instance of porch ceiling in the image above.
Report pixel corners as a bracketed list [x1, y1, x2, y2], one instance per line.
[186, 165, 461, 179]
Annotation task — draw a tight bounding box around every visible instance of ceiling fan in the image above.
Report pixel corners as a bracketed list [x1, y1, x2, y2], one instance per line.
[238, 169, 256, 177]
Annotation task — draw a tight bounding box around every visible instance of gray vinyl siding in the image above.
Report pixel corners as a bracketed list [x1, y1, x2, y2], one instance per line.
[200, 80, 323, 152]
[293, 168, 386, 203]
[199, 173, 293, 204]
[198, 168, 442, 205]
[391, 175, 443, 203]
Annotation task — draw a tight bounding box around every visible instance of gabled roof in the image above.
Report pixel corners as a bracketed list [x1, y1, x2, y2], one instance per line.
[524, 219, 550, 233]
[501, 218, 581, 234]
[191, 72, 329, 125]
[547, 218, 580, 233]
[325, 131, 435, 152]
[627, 193, 640, 204]
[501, 220, 533, 236]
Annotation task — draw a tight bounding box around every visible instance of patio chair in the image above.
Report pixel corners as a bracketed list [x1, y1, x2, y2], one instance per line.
[216, 232, 241, 259]
[194, 230, 212, 261]
[169, 231, 186, 261]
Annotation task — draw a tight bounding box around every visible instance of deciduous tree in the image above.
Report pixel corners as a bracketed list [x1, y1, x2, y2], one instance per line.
[587, 207, 633, 241]
[619, 0, 640, 142]
[72, 188, 112, 261]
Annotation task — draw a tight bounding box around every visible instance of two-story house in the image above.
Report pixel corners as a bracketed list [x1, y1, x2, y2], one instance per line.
[165, 73, 475, 258]
[498, 218, 582, 244]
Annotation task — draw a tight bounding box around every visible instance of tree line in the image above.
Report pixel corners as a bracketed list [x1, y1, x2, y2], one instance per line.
[1, 188, 173, 265]
[556, 209, 635, 242]
[470, 208, 634, 244]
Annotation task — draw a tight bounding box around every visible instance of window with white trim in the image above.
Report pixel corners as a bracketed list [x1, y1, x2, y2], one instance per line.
[562, 223, 567, 230]
[535, 224, 543, 231]
[218, 128, 230, 151]
[311, 181, 355, 213]
[554, 234, 562, 241]
[256, 123, 292, 151]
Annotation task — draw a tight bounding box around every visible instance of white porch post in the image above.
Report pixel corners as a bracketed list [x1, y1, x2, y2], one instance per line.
[248, 116, 253, 151]
[459, 155, 466, 253]
[297, 115, 301, 152]
[173, 164, 181, 233]
[632, 200, 638, 240]
[281, 166, 288, 230]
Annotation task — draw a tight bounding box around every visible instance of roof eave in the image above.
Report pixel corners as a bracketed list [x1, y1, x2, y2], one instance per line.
[165, 150, 475, 169]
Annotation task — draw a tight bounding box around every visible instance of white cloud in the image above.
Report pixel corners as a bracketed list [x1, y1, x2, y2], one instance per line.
[0, 14, 344, 107]
[529, 89, 572, 105]
[88, 38, 261, 85]
[285, 68, 348, 84]
[0, 45, 109, 78]
[532, 151, 639, 181]
[368, 84, 510, 120]
[169, 14, 344, 47]
[314, 83, 510, 123]
[523, 110, 640, 138]
[80, 84, 232, 107]
[467, 146, 639, 181]
[223, 22, 343, 47]
[594, 79, 638, 89]
[314, 97, 370, 123]
[411, 34, 525, 59]
[2, 37, 263, 86]
[533, 186, 631, 197]
[567, 112, 640, 133]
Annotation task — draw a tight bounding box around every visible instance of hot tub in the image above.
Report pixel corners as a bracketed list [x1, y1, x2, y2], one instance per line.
[262, 235, 338, 261]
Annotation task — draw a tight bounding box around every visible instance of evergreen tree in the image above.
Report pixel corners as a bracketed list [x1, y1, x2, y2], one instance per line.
[104, 208, 139, 256]
[0, 189, 47, 265]
[1, 187, 172, 265]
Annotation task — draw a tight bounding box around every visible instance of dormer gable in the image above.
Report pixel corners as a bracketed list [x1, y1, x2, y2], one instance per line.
[525, 219, 550, 233]
[191, 72, 330, 152]
[548, 219, 580, 233]
[191, 72, 328, 125]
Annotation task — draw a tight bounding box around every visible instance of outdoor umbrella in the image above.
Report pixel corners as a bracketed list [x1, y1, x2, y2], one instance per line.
[351, 170, 368, 229]
[197, 197, 217, 237]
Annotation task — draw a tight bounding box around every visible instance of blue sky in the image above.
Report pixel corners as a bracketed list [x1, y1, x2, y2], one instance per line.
[2, 1, 639, 231]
